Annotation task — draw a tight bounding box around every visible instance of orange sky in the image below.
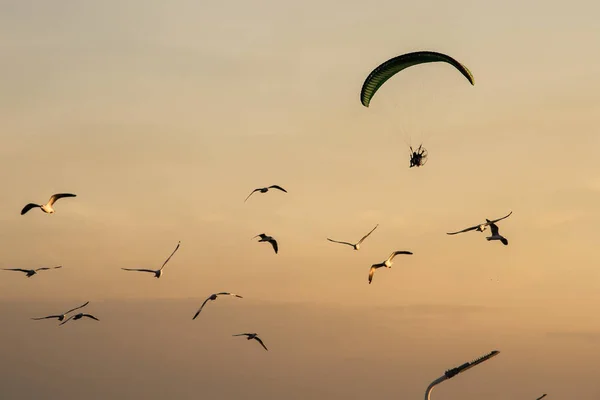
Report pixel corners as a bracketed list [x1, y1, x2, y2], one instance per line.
[1, 1, 599, 399]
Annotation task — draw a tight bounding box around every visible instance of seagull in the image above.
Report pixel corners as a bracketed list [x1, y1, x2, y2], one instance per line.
[21, 193, 77, 215]
[2, 266, 62, 278]
[244, 185, 287, 202]
[31, 301, 89, 322]
[233, 333, 268, 351]
[193, 292, 243, 319]
[446, 211, 512, 246]
[446, 211, 512, 235]
[121, 241, 181, 278]
[59, 312, 100, 326]
[536, 395, 547, 400]
[327, 224, 378, 251]
[368, 251, 413, 284]
[486, 219, 509, 245]
[252, 234, 278, 254]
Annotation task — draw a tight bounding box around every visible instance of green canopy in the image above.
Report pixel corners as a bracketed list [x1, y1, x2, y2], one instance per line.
[360, 51, 475, 107]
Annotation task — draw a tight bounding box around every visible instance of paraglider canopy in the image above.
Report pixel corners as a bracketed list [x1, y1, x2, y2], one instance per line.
[360, 51, 475, 108]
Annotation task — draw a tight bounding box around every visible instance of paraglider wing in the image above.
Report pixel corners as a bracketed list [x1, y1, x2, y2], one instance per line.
[360, 51, 475, 107]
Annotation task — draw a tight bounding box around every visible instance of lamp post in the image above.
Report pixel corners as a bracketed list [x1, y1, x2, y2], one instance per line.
[424, 350, 500, 400]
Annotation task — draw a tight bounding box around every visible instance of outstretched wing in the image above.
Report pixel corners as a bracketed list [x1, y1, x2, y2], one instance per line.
[244, 189, 260, 202]
[252, 234, 267, 240]
[2, 268, 30, 273]
[121, 268, 157, 274]
[21, 203, 40, 215]
[64, 301, 89, 315]
[233, 333, 252, 337]
[269, 239, 278, 254]
[160, 241, 181, 271]
[326, 238, 355, 247]
[31, 315, 61, 320]
[216, 292, 243, 298]
[82, 314, 99, 321]
[268, 185, 287, 193]
[446, 224, 481, 235]
[253, 336, 269, 351]
[193, 297, 212, 320]
[489, 211, 512, 225]
[358, 224, 379, 245]
[59, 315, 76, 326]
[36, 266, 62, 271]
[535, 395, 547, 400]
[387, 251, 413, 263]
[488, 222, 500, 236]
[368, 266, 376, 284]
[48, 193, 76, 206]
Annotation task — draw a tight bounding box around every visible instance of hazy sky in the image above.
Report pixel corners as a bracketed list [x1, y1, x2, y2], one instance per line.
[1, 0, 599, 399]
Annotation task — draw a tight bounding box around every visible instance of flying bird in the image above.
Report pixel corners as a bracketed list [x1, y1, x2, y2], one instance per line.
[369, 251, 413, 284]
[446, 211, 512, 246]
[60, 312, 99, 326]
[244, 185, 287, 202]
[2, 266, 62, 278]
[31, 301, 90, 322]
[327, 224, 379, 251]
[485, 219, 509, 245]
[21, 193, 77, 215]
[233, 333, 268, 351]
[193, 292, 243, 319]
[446, 211, 512, 235]
[121, 241, 181, 278]
[252, 234, 278, 254]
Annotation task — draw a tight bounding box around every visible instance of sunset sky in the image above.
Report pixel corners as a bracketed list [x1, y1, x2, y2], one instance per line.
[1, 1, 599, 399]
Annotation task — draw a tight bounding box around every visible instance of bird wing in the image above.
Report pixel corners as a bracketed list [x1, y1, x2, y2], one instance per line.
[387, 251, 413, 263]
[48, 193, 76, 206]
[193, 297, 212, 320]
[268, 185, 287, 193]
[269, 239, 278, 254]
[64, 301, 89, 315]
[21, 203, 40, 215]
[233, 333, 252, 337]
[2, 268, 30, 273]
[488, 222, 500, 236]
[36, 266, 62, 271]
[535, 395, 547, 400]
[82, 314, 99, 321]
[159, 241, 181, 271]
[253, 336, 269, 351]
[121, 268, 157, 274]
[326, 238, 355, 247]
[446, 224, 481, 235]
[358, 224, 379, 244]
[368, 266, 376, 284]
[59, 315, 76, 326]
[31, 315, 61, 320]
[216, 292, 243, 298]
[244, 189, 260, 202]
[489, 211, 512, 224]
[252, 233, 267, 240]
